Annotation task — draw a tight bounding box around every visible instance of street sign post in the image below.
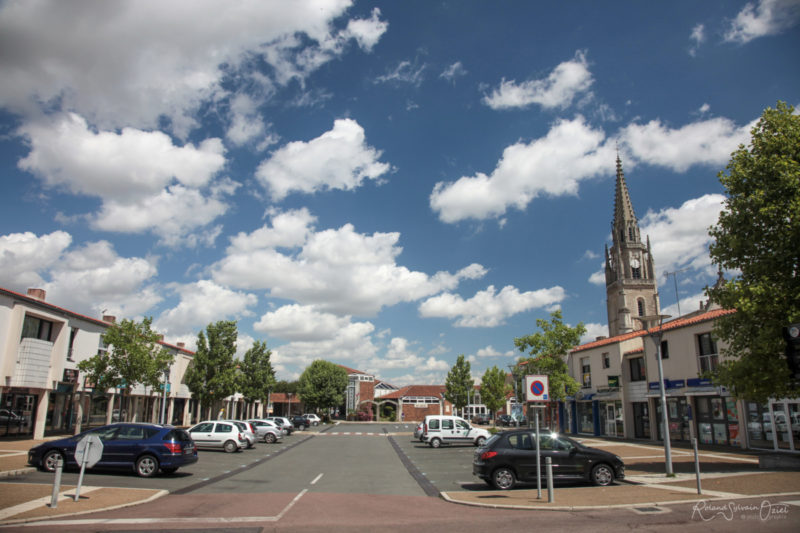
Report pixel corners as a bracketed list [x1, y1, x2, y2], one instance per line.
[524, 375, 549, 402]
[73, 434, 103, 501]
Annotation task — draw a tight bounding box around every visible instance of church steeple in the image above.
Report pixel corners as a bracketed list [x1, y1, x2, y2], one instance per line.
[604, 157, 660, 337]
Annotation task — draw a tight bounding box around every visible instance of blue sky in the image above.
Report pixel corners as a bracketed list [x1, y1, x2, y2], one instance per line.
[1, 1, 799, 385]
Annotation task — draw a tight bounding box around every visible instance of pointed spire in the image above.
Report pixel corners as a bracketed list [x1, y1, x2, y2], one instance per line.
[613, 155, 637, 241]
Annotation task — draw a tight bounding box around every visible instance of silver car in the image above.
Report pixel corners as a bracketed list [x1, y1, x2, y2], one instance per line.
[224, 420, 258, 448]
[188, 420, 246, 453]
[265, 416, 294, 435]
[247, 419, 284, 443]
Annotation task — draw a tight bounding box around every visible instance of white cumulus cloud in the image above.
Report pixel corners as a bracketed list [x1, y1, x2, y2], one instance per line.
[419, 285, 566, 327]
[483, 51, 593, 110]
[724, 0, 800, 44]
[255, 119, 393, 200]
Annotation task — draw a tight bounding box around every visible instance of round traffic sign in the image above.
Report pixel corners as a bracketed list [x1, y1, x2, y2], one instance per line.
[74, 434, 103, 468]
[530, 380, 545, 396]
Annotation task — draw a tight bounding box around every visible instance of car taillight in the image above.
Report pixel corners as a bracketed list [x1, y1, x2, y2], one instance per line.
[164, 442, 182, 454]
[238, 433, 245, 441]
[480, 451, 497, 461]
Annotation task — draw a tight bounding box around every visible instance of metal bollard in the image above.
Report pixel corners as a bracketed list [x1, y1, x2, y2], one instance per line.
[50, 457, 63, 508]
[546, 456, 554, 503]
[692, 438, 702, 494]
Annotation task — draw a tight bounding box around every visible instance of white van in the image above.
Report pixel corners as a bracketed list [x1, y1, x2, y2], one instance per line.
[422, 415, 491, 448]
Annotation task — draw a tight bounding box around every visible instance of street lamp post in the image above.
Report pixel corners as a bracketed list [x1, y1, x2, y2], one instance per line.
[507, 364, 520, 428]
[159, 369, 169, 425]
[635, 314, 673, 476]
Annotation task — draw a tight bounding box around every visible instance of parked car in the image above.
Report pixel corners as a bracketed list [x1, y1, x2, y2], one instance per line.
[414, 422, 424, 441]
[0, 409, 28, 427]
[247, 419, 284, 443]
[473, 430, 625, 490]
[291, 415, 309, 430]
[188, 420, 246, 453]
[224, 420, 257, 448]
[265, 416, 294, 435]
[422, 415, 491, 448]
[472, 414, 491, 425]
[497, 414, 527, 427]
[28, 423, 197, 477]
[303, 413, 321, 426]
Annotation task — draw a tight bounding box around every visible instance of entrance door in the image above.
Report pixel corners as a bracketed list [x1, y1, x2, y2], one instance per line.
[605, 404, 617, 437]
[633, 402, 650, 438]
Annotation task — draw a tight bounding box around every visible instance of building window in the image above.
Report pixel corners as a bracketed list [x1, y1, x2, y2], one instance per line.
[637, 299, 645, 316]
[697, 333, 718, 373]
[581, 357, 591, 388]
[602, 353, 610, 369]
[660, 340, 669, 359]
[21, 315, 54, 342]
[629, 357, 646, 382]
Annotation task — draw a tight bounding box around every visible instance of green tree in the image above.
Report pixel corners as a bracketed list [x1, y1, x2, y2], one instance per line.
[184, 321, 238, 419]
[78, 317, 173, 422]
[445, 354, 474, 416]
[480, 365, 509, 426]
[706, 101, 800, 403]
[237, 340, 276, 418]
[514, 310, 584, 423]
[273, 380, 299, 394]
[297, 360, 348, 414]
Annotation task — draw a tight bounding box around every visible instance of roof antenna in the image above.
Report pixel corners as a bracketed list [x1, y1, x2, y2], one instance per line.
[663, 268, 689, 317]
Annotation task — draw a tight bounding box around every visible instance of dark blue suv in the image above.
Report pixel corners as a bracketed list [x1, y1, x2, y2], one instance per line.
[28, 423, 198, 477]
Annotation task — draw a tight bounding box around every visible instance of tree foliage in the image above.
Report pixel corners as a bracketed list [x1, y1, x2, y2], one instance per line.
[706, 101, 800, 403]
[237, 340, 276, 405]
[297, 360, 348, 412]
[480, 365, 509, 425]
[184, 321, 238, 414]
[445, 354, 474, 412]
[513, 310, 584, 402]
[77, 317, 173, 421]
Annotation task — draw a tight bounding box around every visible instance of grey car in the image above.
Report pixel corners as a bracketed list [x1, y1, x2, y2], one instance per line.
[247, 419, 284, 443]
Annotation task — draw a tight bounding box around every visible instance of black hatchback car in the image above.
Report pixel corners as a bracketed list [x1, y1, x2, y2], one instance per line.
[473, 430, 624, 489]
[28, 423, 198, 477]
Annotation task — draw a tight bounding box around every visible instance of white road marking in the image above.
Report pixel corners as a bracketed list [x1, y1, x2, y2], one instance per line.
[8, 489, 310, 527]
[311, 473, 324, 485]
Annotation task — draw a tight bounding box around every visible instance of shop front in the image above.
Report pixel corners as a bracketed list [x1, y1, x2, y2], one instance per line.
[746, 400, 800, 451]
[0, 389, 37, 438]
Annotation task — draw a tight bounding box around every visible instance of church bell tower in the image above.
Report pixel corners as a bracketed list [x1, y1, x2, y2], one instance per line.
[605, 156, 660, 337]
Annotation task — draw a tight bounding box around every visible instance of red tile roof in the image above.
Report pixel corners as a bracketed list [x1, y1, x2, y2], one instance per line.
[571, 308, 736, 354]
[381, 384, 446, 400]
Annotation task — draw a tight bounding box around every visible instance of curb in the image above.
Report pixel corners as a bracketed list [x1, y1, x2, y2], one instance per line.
[0, 489, 169, 526]
[0, 467, 35, 479]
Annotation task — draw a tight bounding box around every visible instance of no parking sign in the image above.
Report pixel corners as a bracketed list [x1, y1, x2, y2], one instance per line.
[525, 375, 549, 402]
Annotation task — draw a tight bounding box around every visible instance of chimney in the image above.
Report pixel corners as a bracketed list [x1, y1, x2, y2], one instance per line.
[102, 315, 116, 323]
[177, 342, 185, 349]
[595, 336, 607, 341]
[26, 288, 46, 301]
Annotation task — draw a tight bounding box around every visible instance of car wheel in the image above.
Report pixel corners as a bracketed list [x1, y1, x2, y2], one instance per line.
[247, 440, 255, 449]
[312, 421, 319, 426]
[223, 440, 238, 453]
[492, 467, 516, 490]
[591, 463, 615, 486]
[135, 455, 159, 478]
[161, 467, 178, 475]
[264, 432, 277, 444]
[41, 450, 64, 472]
[475, 436, 486, 447]
[430, 438, 442, 448]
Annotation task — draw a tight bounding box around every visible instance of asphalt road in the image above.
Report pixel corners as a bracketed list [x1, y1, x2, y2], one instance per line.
[3, 423, 798, 532]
